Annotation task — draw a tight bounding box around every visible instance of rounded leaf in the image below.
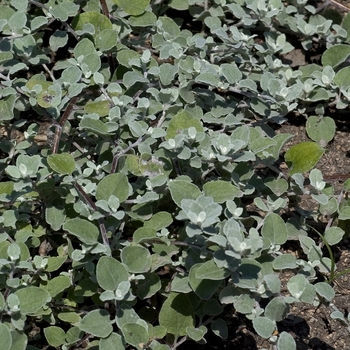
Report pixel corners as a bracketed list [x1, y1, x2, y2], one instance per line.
[159, 293, 194, 337]
[203, 181, 241, 203]
[122, 323, 149, 349]
[113, 0, 150, 15]
[79, 309, 113, 338]
[121, 246, 151, 273]
[315, 282, 335, 302]
[306, 116, 335, 144]
[96, 256, 129, 291]
[324, 227, 345, 246]
[63, 218, 99, 245]
[321, 44, 350, 69]
[189, 264, 222, 300]
[165, 110, 204, 140]
[0, 324, 11, 350]
[252, 317, 275, 339]
[100, 332, 125, 350]
[14, 287, 51, 314]
[277, 331, 296, 350]
[96, 173, 130, 202]
[265, 297, 289, 322]
[44, 326, 65, 347]
[47, 153, 75, 175]
[168, 180, 201, 208]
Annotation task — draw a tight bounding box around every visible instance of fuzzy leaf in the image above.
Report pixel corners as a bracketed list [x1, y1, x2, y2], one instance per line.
[96, 256, 129, 291]
[159, 293, 194, 337]
[0, 324, 11, 350]
[262, 213, 288, 245]
[168, 180, 201, 207]
[122, 323, 149, 349]
[100, 333, 125, 350]
[186, 326, 207, 342]
[84, 101, 110, 117]
[306, 116, 335, 144]
[252, 317, 275, 339]
[121, 246, 152, 273]
[195, 260, 230, 280]
[14, 287, 51, 314]
[166, 110, 204, 140]
[265, 297, 288, 322]
[96, 173, 130, 202]
[47, 153, 75, 175]
[45, 206, 66, 231]
[113, 0, 150, 15]
[324, 227, 345, 246]
[277, 331, 296, 350]
[79, 309, 113, 338]
[46, 276, 71, 297]
[322, 44, 350, 69]
[315, 282, 335, 302]
[189, 264, 222, 300]
[203, 181, 241, 203]
[273, 254, 297, 270]
[63, 218, 99, 245]
[44, 326, 66, 347]
[334, 66, 350, 89]
[71, 12, 112, 37]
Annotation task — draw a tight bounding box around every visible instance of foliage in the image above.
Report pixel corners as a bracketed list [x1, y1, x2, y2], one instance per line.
[1, 0, 350, 349]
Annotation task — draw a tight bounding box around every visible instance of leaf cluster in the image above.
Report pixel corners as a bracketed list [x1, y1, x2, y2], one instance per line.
[1, 0, 350, 349]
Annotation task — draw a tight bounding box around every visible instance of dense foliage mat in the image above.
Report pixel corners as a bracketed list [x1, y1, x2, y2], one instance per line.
[2, 0, 350, 349]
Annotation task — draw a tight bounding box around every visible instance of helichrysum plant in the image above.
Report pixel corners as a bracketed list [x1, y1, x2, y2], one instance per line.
[1, 0, 350, 349]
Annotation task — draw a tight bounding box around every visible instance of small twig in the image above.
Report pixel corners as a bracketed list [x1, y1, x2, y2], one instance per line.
[110, 136, 144, 173]
[99, 0, 115, 76]
[52, 95, 79, 154]
[73, 182, 110, 247]
[42, 64, 56, 82]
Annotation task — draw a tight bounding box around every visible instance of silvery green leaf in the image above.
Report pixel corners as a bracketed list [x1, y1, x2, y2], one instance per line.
[186, 325, 207, 342]
[157, 17, 180, 40]
[315, 282, 335, 302]
[265, 297, 288, 321]
[264, 274, 281, 294]
[95, 29, 117, 52]
[159, 63, 178, 86]
[159, 293, 194, 337]
[287, 274, 308, 299]
[233, 294, 255, 314]
[265, 178, 288, 196]
[123, 71, 149, 88]
[100, 332, 125, 350]
[220, 63, 242, 84]
[49, 30, 68, 51]
[324, 227, 344, 246]
[121, 245, 151, 273]
[277, 331, 296, 350]
[262, 213, 288, 245]
[79, 309, 113, 338]
[306, 116, 335, 145]
[273, 254, 297, 270]
[252, 317, 275, 339]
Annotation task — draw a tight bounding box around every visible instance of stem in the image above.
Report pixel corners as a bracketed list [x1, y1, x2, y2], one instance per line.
[307, 224, 335, 282]
[110, 136, 144, 173]
[73, 182, 110, 248]
[52, 95, 78, 154]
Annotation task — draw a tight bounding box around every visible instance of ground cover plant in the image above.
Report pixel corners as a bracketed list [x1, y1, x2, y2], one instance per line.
[2, 0, 350, 349]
